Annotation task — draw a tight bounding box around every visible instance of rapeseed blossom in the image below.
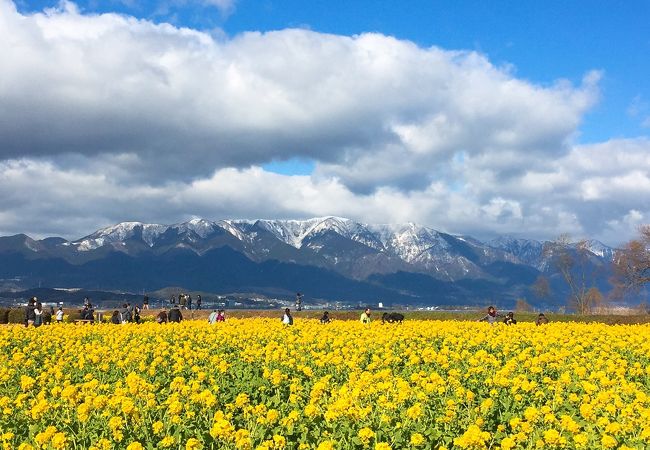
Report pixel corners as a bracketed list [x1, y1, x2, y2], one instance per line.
[0, 319, 649, 449]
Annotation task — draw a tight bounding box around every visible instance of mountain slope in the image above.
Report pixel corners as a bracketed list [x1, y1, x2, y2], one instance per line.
[0, 217, 617, 307]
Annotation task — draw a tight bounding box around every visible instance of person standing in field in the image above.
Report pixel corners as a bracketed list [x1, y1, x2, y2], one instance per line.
[81, 304, 91, 321]
[208, 309, 218, 324]
[133, 305, 141, 324]
[25, 297, 36, 327]
[196, 295, 202, 310]
[536, 313, 549, 325]
[143, 294, 149, 310]
[477, 306, 502, 325]
[85, 304, 95, 323]
[187, 295, 192, 311]
[120, 303, 131, 324]
[33, 302, 43, 327]
[111, 310, 121, 324]
[45, 305, 54, 324]
[360, 308, 371, 324]
[56, 307, 64, 324]
[216, 310, 226, 322]
[282, 308, 294, 325]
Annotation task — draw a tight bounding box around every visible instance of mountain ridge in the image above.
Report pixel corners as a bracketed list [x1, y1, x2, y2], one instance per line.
[0, 217, 617, 308]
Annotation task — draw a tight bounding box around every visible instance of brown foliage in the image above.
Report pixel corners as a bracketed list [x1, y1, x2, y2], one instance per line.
[612, 225, 650, 295]
[515, 298, 534, 312]
[531, 276, 551, 299]
[543, 236, 603, 314]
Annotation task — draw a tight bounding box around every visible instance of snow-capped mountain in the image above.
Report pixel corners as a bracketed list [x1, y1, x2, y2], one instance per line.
[582, 239, 616, 260]
[75, 222, 168, 250]
[0, 217, 617, 307]
[34, 216, 616, 277]
[489, 236, 545, 268]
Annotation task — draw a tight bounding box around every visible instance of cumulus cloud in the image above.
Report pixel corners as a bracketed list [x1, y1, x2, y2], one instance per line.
[0, 1, 647, 246]
[0, 0, 597, 187]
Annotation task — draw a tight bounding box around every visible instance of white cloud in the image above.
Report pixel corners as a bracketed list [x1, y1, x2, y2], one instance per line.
[0, 1, 597, 187]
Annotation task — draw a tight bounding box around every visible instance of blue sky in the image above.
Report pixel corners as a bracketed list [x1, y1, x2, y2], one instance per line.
[2, 0, 649, 244]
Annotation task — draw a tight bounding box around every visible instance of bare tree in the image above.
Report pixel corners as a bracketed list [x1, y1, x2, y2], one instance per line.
[531, 275, 551, 300]
[515, 298, 534, 312]
[612, 225, 650, 295]
[543, 235, 602, 315]
[584, 287, 605, 313]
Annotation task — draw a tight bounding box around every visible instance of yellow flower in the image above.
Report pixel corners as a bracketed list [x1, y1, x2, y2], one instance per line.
[601, 434, 617, 448]
[272, 435, 286, 449]
[523, 406, 538, 422]
[543, 429, 561, 446]
[1, 432, 14, 442]
[0, 316, 649, 450]
[20, 375, 36, 391]
[235, 429, 252, 450]
[374, 444, 391, 450]
[168, 400, 183, 415]
[95, 438, 111, 450]
[152, 421, 164, 435]
[453, 425, 490, 449]
[480, 398, 494, 411]
[573, 433, 588, 448]
[186, 438, 203, 450]
[406, 403, 422, 420]
[304, 404, 318, 417]
[35, 426, 57, 447]
[500, 437, 515, 450]
[559, 415, 580, 434]
[210, 418, 235, 441]
[108, 416, 123, 431]
[409, 433, 425, 447]
[358, 428, 375, 446]
[76, 402, 91, 422]
[235, 393, 250, 408]
[126, 443, 144, 450]
[159, 436, 175, 448]
[604, 422, 621, 435]
[121, 397, 136, 415]
[266, 409, 279, 424]
[51, 432, 67, 450]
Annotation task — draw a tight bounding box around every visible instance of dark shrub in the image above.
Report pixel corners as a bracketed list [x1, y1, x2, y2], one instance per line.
[65, 310, 83, 323]
[0, 308, 9, 324]
[8, 308, 25, 324]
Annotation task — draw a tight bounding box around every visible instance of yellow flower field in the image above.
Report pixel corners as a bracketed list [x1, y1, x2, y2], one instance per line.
[1, 319, 649, 449]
